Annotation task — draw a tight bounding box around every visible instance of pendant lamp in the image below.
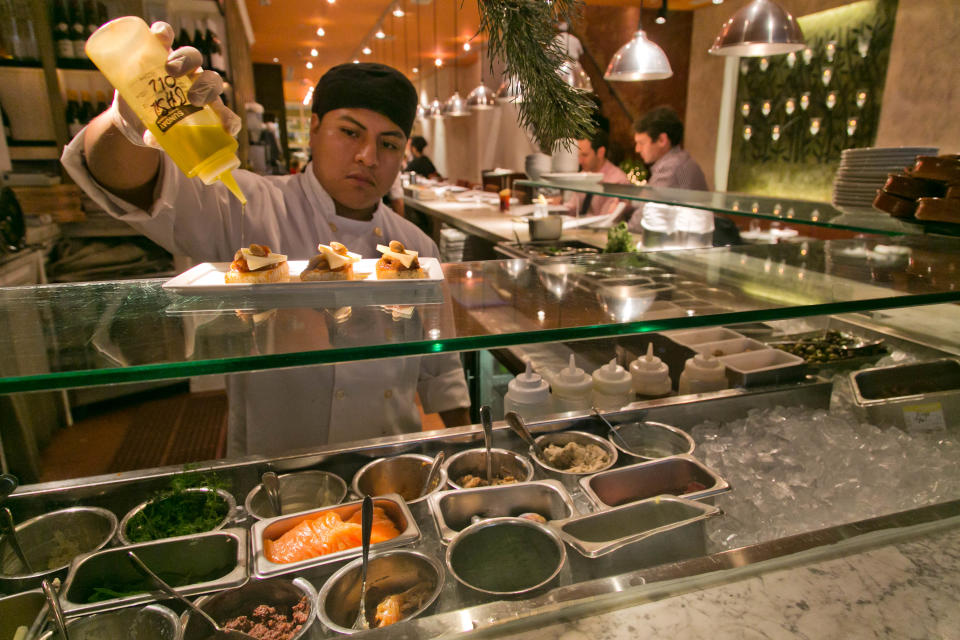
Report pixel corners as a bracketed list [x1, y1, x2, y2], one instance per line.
[709, 0, 805, 57]
[559, 60, 593, 92]
[409, 0, 427, 119]
[604, 4, 672, 81]
[466, 38, 497, 110]
[496, 75, 523, 103]
[443, 0, 469, 116]
[429, 0, 443, 118]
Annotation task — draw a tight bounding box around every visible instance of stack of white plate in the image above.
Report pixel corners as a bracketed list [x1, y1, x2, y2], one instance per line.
[832, 146, 937, 208]
[439, 226, 467, 262]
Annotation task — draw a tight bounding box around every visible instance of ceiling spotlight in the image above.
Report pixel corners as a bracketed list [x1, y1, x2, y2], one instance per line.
[393, 7, 404, 17]
[412, 66, 419, 73]
[713, 0, 724, 4]
[310, 48, 318, 57]
[375, 29, 386, 39]
[463, 42, 471, 52]
[435, 57, 442, 67]
[272, 57, 279, 63]
[656, 1, 667, 25]
[305, 61, 313, 69]
[362, 46, 372, 55]
[326, 0, 335, 4]
[316, 27, 325, 37]
[353, 59, 359, 64]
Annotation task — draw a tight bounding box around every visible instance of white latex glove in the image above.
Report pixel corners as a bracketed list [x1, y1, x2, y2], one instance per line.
[108, 21, 242, 148]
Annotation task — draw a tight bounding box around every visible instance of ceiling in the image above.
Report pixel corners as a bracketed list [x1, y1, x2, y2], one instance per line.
[243, 0, 721, 104]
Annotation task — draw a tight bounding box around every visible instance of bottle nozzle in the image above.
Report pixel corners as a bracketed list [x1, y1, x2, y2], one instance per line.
[219, 170, 247, 205]
[643, 343, 655, 361]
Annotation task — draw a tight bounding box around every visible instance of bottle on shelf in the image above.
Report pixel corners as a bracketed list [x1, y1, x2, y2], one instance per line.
[52, 0, 74, 61]
[592, 358, 634, 411]
[96, 1, 108, 27]
[2, 0, 37, 60]
[2, 101, 12, 141]
[85, 16, 246, 203]
[174, 17, 191, 51]
[629, 343, 673, 399]
[677, 352, 729, 395]
[192, 18, 210, 71]
[80, 90, 95, 124]
[550, 354, 593, 413]
[65, 89, 83, 136]
[83, 0, 98, 47]
[94, 89, 107, 115]
[503, 359, 552, 421]
[68, 0, 86, 59]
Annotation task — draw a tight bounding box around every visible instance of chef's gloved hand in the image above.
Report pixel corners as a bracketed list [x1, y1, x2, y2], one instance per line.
[108, 21, 242, 149]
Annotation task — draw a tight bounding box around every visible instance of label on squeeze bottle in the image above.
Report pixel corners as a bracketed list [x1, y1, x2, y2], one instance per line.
[131, 63, 203, 132]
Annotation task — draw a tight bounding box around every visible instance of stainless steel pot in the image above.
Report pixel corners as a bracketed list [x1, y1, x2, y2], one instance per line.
[118, 487, 238, 545]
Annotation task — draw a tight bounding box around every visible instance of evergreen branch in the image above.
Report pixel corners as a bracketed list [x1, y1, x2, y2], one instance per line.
[479, 0, 596, 151]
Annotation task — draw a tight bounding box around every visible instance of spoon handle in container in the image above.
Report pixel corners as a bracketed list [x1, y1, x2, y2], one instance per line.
[41, 580, 69, 640]
[480, 405, 494, 485]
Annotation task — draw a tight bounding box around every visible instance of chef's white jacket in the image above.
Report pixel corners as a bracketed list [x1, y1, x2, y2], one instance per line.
[61, 132, 471, 456]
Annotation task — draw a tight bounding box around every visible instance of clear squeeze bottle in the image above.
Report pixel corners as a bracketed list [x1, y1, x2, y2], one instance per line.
[85, 16, 246, 203]
[592, 358, 634, 411]
[630, 343, 673, 399]
[550, 355, 593, 413]
[677, 352, 729, 395]
[503, 359, 552, 421]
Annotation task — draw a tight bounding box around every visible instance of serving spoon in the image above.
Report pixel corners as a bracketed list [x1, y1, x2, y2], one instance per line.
[352, 495, 374, 631]
[126, 551, 255, 640]
[505, 411, 545, 460]
[418, 452, 445, 499]
[592, 406, 639, 455]
[479, 405, 495, 485]
[261, 471, 283, 517]
[0, 506, 33, 573]
[41, 579, 69, 640]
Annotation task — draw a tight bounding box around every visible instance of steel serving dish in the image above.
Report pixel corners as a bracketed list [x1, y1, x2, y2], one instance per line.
[446, 517, 566, 597]
[427, 480, 576, 544]
[61, 528, 249, 617]
[664, 327, 745, 347]
[530, 430, 618, 488]
[41, 604, 182, 640]
[245, 470, 348, 520]
[442, 448, 534, 490]
[850, 358, 960, 430]
[351, 454, 446, 507]
[607, 420, 696, 461]
[720, 348, 807, 387]
[580, 454, 729, 509]
[550, 495, 721, 559]
[252, 494, 420, 579]
[118, 487, 239, 545]
[317, 550, 444, 634]
[0, 589, 45, 638]
[0, 506, 117, 594]
[182, 577, 317, 640]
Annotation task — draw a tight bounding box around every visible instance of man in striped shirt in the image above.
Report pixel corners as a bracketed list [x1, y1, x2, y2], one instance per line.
[633, 106, 708, 191]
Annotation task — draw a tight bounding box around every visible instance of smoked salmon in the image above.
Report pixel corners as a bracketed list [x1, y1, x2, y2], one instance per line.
[265, 506, 400, 564]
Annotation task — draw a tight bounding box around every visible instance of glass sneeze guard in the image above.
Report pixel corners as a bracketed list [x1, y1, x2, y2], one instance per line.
[2, 235, 960, 393]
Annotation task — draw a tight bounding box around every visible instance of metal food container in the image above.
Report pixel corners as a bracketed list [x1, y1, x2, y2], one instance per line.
[446, 517, 566, 597]
[580, 455, 730, 509]
[550, 495, 720, 561]
[118, 487, 239, 545]
[721, 348, 806, 387]
[351, 454, 446, 507]
[41, 604, 182, 640]
[252, 494, 420, 579]
[694, 337, 765, 358]
[317, 550, 444, 634]
[182, 577, 317, 640]
[0, 506, 117, 594]
[530, 431, 617, 488]
[427, 480, 576, 544]
[61, 528, 248, 616]
[607, 420, 696, 461]
[442, 448, 534, 490]
[664, 327, 744, 347]
[850, 358, 960, 430]
[245, 470, 348, 520]
[0, 589, 45, 638]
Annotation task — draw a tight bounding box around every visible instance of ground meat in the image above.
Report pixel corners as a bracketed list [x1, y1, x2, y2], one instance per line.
[540, 441, 610, 473]
[456, 473, 518, 488]
[221, 595, 308, 640]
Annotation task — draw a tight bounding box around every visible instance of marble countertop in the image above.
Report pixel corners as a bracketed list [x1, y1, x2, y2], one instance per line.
[489, 523, 960, 640]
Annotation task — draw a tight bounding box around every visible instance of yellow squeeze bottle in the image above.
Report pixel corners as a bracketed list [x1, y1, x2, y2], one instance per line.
[85, 16, 246, 204]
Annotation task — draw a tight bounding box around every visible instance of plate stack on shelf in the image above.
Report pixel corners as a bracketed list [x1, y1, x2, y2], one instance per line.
[439, 226, 467, 263]
[832, 147, 937, 209]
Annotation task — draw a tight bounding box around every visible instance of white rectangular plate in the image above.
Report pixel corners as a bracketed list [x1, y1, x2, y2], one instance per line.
[163, 258, 444, 307]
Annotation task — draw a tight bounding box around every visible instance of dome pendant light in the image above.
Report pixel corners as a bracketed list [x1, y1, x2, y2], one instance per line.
[429, 0, 444, 118]
[443, 1, 469, 116]
[604, 4, 672, 81]
[467, 39, 497, 110]
[709, 0, 805, 57]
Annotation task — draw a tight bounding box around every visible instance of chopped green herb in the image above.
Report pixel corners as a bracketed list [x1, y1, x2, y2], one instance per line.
[125, 471, 231, 543]
[605, 222, 635, 254]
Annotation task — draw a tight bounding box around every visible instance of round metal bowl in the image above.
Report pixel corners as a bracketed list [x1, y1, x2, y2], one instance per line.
[351, 454, 446, 506]
[608, 420, 696, 461]
[41, 604, 181, 640]
[182, 577, 316, 640]
[443, 448, 535, 490]
[530, 431, 618, 483]
[317, 549, 444, 633]
[446, 517, 566, 596]
[118, 487, 237, 545]
[0, 506, 117, 592]
[0, 589, 45, 639]
[245, 470, 348, 520]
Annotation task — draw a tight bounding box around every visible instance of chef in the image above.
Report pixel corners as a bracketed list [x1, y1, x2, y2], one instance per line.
[61, 22, 471, 456]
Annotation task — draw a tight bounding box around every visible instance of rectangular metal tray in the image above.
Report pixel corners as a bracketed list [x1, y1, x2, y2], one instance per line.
[580, 455, 730, 509]
[427, 480, 576, 544]
[850, 358, 960, 430]
[61, 528, 248, 617]
[251, 494, 420, 578]
[720, 348, 807, 387]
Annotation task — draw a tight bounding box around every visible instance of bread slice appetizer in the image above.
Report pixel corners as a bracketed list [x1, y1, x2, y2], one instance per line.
[300, 241, 362, 281]
[376, 240, 425, 279]
[225, 243, 289, 283]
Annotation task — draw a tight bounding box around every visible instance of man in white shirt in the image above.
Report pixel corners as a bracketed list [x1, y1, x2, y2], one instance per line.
[61, 23, 470, 456]
[564, 130, 631, 217]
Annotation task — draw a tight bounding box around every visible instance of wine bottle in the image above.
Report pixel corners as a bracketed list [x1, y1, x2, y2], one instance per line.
[95, 90, 107, 115]
[175, 18, 191, 51]
[1, 101, 12, 141]
[193, 19, 210, 70]
[80, 90, 95, 124]
[65, 89, 83, 136]
[83, 0, 98, 46]
[67, 0, 85, 59]
[52, 0, 74, 61]
[96, 1, 108, 27]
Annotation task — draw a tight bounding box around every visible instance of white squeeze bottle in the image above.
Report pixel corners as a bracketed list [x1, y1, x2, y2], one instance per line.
[550, 355, 593, 412]
[630, 343, 673, 399]
[677, 352, 728, 394]
[85, 17, 246, 203]
[592, 358, 634, 411]
[504, 359, 552, 421]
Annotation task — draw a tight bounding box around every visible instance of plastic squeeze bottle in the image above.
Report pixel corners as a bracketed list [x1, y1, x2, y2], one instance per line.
[503, 359, 552, 421]
[550, 355, 593, 413]
[630, 343, 673, 399]
[85, 17, 246, 203]
[677, 352, 729, 395]
[592, 358, 634, 411]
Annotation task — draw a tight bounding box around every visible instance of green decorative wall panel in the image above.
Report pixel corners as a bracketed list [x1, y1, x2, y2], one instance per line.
[728, 0, 898, 201]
